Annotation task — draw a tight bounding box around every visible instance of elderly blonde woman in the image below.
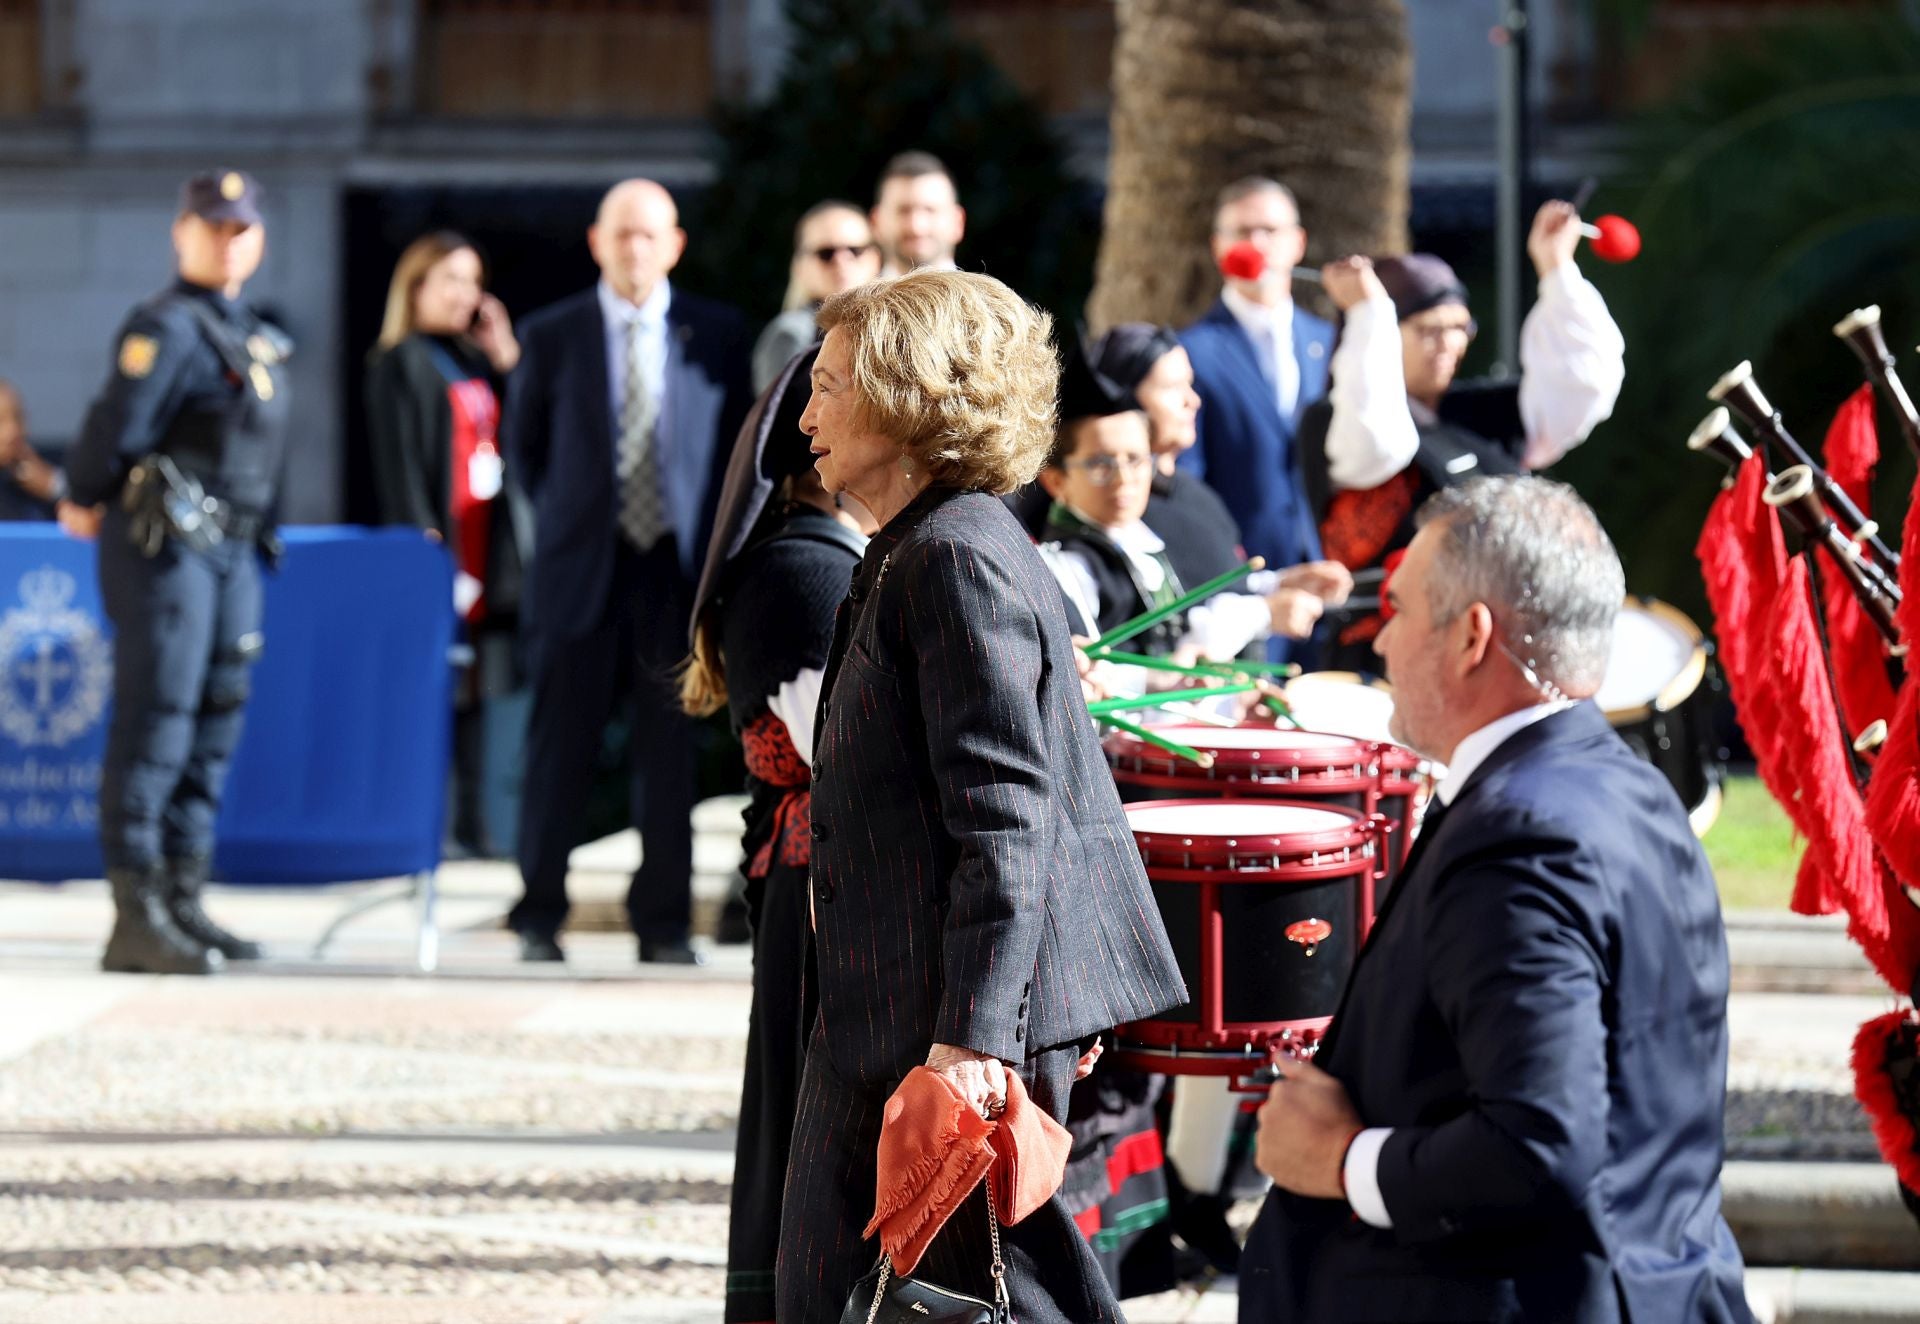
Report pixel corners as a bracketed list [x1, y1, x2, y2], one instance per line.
[775, 271, 1185, 1323]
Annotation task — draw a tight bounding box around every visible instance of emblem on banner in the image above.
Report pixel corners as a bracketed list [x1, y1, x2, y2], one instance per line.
[0, 567, 112, 748]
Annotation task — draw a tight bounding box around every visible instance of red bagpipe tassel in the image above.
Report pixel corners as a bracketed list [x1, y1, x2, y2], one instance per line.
[1818, 386, 1900, 733]
[1852, 1010, 1920, 1197]
[1695, 452, 1786, 749]
[1749, 560, 1880, 926]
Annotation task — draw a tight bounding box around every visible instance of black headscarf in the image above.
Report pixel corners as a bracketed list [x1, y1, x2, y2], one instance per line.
[1372, 254, 1470, 323]
[1058, 331, 1140, 425]
[688, 344, 820, 646]
[1091, 323, 1182, 400]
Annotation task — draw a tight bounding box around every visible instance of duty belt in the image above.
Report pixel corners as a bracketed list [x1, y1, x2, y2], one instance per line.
[122, 455, 271, 558]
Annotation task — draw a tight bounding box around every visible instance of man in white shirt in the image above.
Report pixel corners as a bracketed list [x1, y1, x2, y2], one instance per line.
[1297, 200, 1626, 670]
[870, 151, 965, 277]
[1238, 476, 1752, 1323]
[503, 179, 752, 967]
[1177, 178, 1336, 661]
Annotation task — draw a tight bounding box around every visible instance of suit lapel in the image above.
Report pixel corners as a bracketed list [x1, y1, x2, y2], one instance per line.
[581, 295, 614, 464]
[666, 294, 709, 564]
[1292, 307, 1331, 413]
[1317, 704, 1610, 1061]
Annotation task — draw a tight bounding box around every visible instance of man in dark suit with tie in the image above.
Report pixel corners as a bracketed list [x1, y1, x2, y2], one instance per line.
[1238, 475, 1752, 1322]
[1177, 179, 1334, 617]
[503, 178, 751, 964]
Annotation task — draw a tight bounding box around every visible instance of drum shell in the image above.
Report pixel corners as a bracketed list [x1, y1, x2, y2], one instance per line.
[1107, 726, 1416, 909]
[1119, 798, 1377, 1060]
[1144, 869, 1357, 1028]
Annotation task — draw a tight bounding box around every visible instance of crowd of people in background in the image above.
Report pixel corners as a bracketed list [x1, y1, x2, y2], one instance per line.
[4, 152, 1627, 968]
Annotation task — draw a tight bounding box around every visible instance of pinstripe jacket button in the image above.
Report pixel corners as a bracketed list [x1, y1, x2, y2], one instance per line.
[1014, 1024, 1024, 1043]
[811, 821, 828, 841]
[818, 882, 835, 903]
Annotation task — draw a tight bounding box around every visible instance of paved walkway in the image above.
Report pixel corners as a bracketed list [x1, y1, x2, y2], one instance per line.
[0, 865, 1912, 1322]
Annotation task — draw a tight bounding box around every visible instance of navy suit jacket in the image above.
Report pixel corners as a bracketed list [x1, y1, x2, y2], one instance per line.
[503, 285, 750, 659]
[1241, 704, 1752, 1323]
[1176, 297, 1334, 573]
[808, 486, 1187, 1091]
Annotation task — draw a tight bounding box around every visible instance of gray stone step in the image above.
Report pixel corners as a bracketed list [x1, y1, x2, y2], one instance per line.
[1747, 1268, 1920, 1323]
[1726, 1163, 1920, 1270]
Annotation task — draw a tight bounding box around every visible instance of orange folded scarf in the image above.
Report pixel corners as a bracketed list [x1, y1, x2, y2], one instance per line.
[862, 1065, 1073, 1274]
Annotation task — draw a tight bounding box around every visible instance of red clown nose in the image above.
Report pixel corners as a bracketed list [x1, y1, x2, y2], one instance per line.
[1220, 242, 1267, 282]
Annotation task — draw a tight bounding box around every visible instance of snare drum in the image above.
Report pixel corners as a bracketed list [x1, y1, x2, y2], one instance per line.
[1105, 723, 1416, 905]
[1597, 597, 1725, 836]
[1114, 799, 1382, 1077]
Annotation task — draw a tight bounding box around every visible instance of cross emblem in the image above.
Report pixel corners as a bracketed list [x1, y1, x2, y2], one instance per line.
[14, 636, 74, 713]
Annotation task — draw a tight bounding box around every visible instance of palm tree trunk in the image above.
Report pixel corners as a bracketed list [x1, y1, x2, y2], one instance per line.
[1089, 0, 1413, 331]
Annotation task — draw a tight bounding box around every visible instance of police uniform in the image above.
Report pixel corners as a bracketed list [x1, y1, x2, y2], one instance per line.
[65, 170, 291, 976]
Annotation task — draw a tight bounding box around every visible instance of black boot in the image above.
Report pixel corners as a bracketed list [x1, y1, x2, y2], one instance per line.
[103, 867, 223, 975]
[165, 857, 264, 961]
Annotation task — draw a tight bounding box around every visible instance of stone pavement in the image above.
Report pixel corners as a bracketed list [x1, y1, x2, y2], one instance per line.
[0, 856, 1916, 1323]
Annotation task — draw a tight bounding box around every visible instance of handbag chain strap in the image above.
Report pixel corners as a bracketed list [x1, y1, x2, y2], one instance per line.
[864, 1169, 1012, 1324]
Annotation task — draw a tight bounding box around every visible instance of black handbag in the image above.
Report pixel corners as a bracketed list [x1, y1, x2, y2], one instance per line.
[840, 1175, 1010, 1324]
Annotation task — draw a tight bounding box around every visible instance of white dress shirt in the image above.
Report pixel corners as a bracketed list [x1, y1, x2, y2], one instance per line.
[1044, 513, 1272, 661]
[768, 670, 825, 769]
[1341, 697, 1577, 1229]
[598, 278, 671, 452]
[1323, 263, 1626, 492]
[1222, 286, 1301, 424]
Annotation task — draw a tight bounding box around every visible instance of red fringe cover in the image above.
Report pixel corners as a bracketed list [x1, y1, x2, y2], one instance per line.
[1852, 1010, 1920, 1194]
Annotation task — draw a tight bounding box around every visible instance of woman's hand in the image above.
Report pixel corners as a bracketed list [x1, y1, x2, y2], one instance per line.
[472, 294, 521, 374]
[927, 1042, 1010, 1118]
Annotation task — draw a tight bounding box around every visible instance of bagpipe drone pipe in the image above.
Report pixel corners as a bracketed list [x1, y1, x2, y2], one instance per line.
[1689, 318, 1920, 1228]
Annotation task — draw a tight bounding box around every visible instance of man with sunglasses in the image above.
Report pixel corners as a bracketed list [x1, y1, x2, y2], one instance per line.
[1297, 201, 1624, 671]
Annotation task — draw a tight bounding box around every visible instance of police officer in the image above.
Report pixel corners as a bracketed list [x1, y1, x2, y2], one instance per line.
[61, 170, 292, 975]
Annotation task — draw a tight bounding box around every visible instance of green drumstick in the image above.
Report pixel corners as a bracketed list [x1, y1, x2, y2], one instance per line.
[1091, 648, 1301, 681]
[1086, 683, 1258, 716]
[1091, 712, 1216, 768]
[1089, 557, 1265, 653]
[1087, 650, 1247, 681]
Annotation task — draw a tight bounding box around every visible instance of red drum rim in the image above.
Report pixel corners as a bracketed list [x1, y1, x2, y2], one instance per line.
[1112, 1018, 1331, 1078]
[1105, 723, 1378, 789]
[1126, 797, 1379, 882]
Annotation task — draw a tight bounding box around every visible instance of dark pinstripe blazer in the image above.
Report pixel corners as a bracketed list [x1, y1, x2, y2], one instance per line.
[808, 485, 1186, 1090]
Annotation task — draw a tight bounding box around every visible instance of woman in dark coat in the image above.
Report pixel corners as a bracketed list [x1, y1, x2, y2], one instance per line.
[774, 270, 1186, 1324]
[364, 231, 526, 854]
[681, 346, 873, 1324]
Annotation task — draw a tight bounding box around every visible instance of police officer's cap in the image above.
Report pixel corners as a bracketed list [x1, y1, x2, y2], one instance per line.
[179, 170, 264, 227]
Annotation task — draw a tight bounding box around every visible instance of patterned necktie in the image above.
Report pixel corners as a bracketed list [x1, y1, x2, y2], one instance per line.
[617, 314, 666, 550]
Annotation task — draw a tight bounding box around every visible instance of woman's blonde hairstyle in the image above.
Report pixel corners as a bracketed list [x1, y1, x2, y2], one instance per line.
[815, 271, 1057, 495]
[377, 230, 480, 350]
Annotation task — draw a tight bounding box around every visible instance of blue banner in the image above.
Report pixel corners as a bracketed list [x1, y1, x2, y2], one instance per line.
[0, 526, 454, 883]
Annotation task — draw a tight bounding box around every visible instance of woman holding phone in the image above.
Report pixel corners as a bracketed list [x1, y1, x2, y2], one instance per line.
[365, 230, 525, 856]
